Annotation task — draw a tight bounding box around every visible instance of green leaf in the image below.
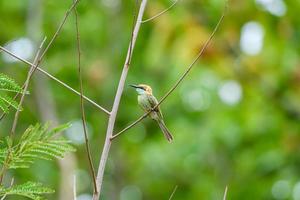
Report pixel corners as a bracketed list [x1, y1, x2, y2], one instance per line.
[0, 73, 27, 113]
[45, 122, 72, 139]
[0, 181, 54, 200]
[0, 94, 21, 111]
[0, 123, 75, 169]
[0, 73, 23, 93]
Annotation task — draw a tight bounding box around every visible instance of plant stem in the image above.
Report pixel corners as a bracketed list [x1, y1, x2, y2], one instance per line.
[92, 0, 148, 199]
[0, 46, 110, 115]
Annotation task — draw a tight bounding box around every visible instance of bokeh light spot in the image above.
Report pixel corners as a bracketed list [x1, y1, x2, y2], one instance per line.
[272, 180, 291, 199]
[293, 182, 300, 200]
[65, 120, 93, 145]
[182, 88, 211, 111]
[77, 194, 93, 200]
[2, 37, 34, 63]
[120, 185, 142, 200]
[256, 0, 286, 16]
[218, 80, 242, 106]
[240, 21, 264, 55]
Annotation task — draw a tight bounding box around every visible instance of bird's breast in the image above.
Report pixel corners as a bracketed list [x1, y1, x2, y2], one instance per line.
[137, 94, 160, 120]
[138, 94, 152, 111]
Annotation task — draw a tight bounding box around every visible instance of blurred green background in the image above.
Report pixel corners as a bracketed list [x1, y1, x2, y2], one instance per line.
[1, 0, 300, 199]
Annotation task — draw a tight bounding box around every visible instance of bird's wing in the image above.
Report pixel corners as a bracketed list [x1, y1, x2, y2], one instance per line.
[148, 95, 163, 118]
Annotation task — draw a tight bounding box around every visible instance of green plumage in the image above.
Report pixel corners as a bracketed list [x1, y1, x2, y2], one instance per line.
[133, 84, 173, 142]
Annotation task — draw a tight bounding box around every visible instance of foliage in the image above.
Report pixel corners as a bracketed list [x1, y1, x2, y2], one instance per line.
[0, 73, 26, 113]
[0, 123, 75, 169]
[0, 123, 75, 199]
[1, 0, 300, 199]
[0, 182, 54, 200]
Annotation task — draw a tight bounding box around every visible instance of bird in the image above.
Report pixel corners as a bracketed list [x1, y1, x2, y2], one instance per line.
[130, 84, 174, 142]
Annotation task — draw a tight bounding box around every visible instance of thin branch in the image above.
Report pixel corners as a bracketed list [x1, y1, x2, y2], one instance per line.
[73, 174, 77, 200]
[168, 185, 178, 200]
[10, 37, 47, 137]
[0, 84, 25, 121]
[111, 3, 227, 140]
[142, 0, 179, 23]
[0, 46, 110, 115]
[38, 0, 81, 62]
[0, 178, 14, 200]
[92, 0, 148, 199]
[223, 186, 228, 200]
[126, 0, 139, 66]
[0, 0, 109, 116]
[73, 5, 97, 194]
[0, 38, 46, 184]
[110, 113, 147, 140]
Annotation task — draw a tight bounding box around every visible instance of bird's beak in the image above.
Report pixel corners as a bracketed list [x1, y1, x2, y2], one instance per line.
[129, 84, 139, 89]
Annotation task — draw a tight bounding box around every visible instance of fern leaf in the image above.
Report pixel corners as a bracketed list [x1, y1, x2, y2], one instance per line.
[0, 94, 21, 111]
[0, 97, 9, 113]
[44, 122, 71, 139]
[0, 123, 75, 170]
[0, 73, 28, 113]
[0, 181, 54, 200]
[0, 73, 24, 93]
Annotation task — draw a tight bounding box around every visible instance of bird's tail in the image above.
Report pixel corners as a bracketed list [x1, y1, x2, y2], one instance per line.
[157, 119, 173, 142]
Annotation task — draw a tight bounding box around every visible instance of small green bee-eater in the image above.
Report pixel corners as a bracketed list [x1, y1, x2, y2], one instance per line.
[130, 84, 174, 142]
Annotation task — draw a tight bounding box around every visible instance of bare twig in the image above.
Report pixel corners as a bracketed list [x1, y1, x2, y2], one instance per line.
[111, 3, 226, 140]
[0, 0, 109, 116]
[74, 5, 97, 193]
[73, 174, 77, 200]
[168, 185, 178, 200]
[142, 0, 179, 23]
[223, 186, 228, 200]
[0, 38, 46, 184]
[0, 194, 6, 200]
[0, 178, 14, 200]
[92, 0, 148, 199]
[10, 37, 47, 137]
[0, 46, 110, 115]
[38, 0, 81, 62]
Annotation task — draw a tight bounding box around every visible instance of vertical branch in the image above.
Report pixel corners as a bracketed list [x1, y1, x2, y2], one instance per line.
[0, 38, 46, 184]
[92, 0, 148, 199]
[10, 37, 47, 137]
[73, 5, 97, 193]
[10, 0, 82, 137]
[73, 174, 77, 200]
[111, 4, 226, 140]
[38, 0, 81, 62]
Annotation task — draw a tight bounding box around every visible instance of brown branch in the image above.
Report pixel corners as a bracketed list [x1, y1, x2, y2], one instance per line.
[2, 0, 83, 181]
[10, 37, 47, 137]
[38, 0, 81, 62]
[11, 0, 79, 131]
[92, 0, 148, 199]
[168, 185, 178, 200]
[111, 3, 227, 141]
[0, 46, 110, 115]
[0, 0, 110, 116]
[141, 0, 179, 23]
[73, 5, 97, 194]
[0, 38, 46, 184]
[73, 175, 77, 200]
[223, 186, 228, 200]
